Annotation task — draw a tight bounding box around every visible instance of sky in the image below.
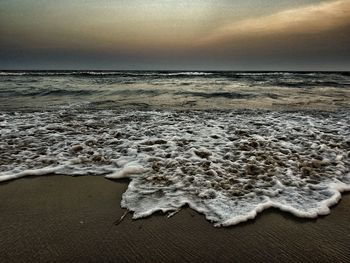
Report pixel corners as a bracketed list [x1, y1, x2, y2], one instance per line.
[0, 0, 349, 70]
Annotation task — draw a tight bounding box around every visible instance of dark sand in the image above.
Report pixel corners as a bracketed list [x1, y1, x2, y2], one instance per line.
[1, 176, 350, 263]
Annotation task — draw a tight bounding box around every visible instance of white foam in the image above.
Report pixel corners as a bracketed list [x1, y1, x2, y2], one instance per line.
[0, 166, 65, 182]
[0, 109, 349, 226]
[105, 164, 145, 179]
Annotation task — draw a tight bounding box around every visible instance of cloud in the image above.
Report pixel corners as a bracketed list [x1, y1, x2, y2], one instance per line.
[198, 0, 350, 46]
[1, 0, 349, 69]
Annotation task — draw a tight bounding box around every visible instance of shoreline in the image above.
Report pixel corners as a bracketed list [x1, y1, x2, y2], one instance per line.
[1, 175, 350, 262]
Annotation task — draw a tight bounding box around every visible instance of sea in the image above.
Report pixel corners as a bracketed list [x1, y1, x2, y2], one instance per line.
[0, 70, 349, 226]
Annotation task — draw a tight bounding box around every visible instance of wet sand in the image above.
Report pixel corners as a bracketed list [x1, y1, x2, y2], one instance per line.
[1, 175, 350, 263]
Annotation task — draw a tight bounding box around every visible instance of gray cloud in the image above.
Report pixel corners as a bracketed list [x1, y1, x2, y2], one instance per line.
[0, 0, 349, 70]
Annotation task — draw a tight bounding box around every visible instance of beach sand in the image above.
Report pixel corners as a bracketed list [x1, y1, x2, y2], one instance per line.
[1, 175, 350, 263]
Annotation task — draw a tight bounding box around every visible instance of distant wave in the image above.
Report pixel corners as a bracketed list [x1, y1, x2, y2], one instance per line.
[0, 72, 27, 76]
[177, 91, 256, 99]
[1, 71, 345, 75]
[165, 72, 213, 76]
[0, 71, 348, 91]
[0, 71, 213, 77]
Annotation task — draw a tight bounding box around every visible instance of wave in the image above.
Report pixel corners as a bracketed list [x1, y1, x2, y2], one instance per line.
[110, 89, 161, 96]
[177, 91, 256, 99]
[0, 109, 349, 227]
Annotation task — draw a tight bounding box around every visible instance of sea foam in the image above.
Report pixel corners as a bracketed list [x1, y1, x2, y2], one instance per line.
[0, 109, 349, 226]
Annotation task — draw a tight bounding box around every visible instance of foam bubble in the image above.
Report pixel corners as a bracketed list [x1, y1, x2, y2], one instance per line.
[105, 164, 146, 179]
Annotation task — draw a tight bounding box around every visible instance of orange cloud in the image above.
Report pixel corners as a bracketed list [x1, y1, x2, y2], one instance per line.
[198, 0, 350, 46]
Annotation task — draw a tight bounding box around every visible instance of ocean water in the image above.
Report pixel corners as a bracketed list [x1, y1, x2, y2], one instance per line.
[1, 71, 349, 226]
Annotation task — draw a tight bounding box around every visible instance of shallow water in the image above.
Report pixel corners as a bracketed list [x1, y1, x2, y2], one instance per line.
[0, 71, 349, 226]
